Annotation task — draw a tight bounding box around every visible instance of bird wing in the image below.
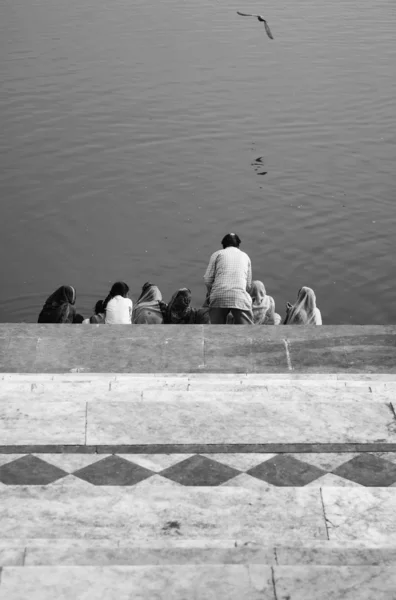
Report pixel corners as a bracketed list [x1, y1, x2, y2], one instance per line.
[263, 20, 274, 39]
[236, 11, 257, 17]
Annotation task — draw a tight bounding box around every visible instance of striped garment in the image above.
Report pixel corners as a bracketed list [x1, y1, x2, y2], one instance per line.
[204, 246, 253, 310]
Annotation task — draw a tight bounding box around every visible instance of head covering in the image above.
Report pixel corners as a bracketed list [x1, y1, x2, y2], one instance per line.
[38, 285, 76, 324]
[136, 282, 162, 305]
[249, 281, 274, 325]
[166, 288, 193, 324]
[132, 283, 165, 324]
[284, 286, 317, 325]
[45, 286, 76, 307]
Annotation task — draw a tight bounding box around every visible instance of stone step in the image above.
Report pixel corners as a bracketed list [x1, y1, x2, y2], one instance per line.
[1, 564, 395, 599]
[1, 394, 394, 445]
[0, 374, 394, 404]
[1, 539, 396, 566]
[1, 480, 396, 544]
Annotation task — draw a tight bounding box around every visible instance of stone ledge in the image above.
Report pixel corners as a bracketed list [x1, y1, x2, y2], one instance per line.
[0, 325, 395, 374]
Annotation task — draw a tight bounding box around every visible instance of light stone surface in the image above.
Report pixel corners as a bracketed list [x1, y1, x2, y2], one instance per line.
[276, 544, 396, 566]
[0, 401, 86, 444]
[34, 454, 105, 473]
[305, 474, 364, 488]
[220, 473, 274, 490]
[128, 474, 183, 489]
[201, 453, 276, 471]
[118, 454, 194, 472]
[23, 540, 277, 566]
[47, 474, 115, 495]
[0, 484, 327, 541]
[0, 565, 275, 600]
[142, 390, 272, 402]
[0, 548, 25, 566]
[143, 386, 379, 403]
[15, 540, 396, 567]
[112, 379, 189, 392]
[263, 385, 375, 402]
[0, 382, 141, 402]
[274, 565, 396, 599]
[370, 389, 396, 403]
[0, 380, 385, 403]
[322, 488, 396, 543]
[86, 399, 395, 444]
[289, 453, 360, 471]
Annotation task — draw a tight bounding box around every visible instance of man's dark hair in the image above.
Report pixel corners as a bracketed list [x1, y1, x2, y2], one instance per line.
[221, 233, 241, 249]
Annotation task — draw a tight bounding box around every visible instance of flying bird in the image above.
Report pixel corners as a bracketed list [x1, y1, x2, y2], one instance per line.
[236, 12, 274, 39]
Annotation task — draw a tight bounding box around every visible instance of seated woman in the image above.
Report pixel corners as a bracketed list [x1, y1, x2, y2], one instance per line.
[165, 288, 210, 324]
[83, 300, 106, 324]
[38, 285, 83, 324]
[249, 281, 281, 325]
[132, 282, 167, 324]
[103, 281, 132, 324]
[283, 286, 322, 325]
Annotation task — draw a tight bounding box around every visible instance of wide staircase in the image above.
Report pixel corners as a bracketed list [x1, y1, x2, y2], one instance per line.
[1, 368, 396, 599]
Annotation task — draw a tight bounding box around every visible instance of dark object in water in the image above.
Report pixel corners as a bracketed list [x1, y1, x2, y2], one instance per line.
[255, 157, 263, 163]
[258, 171, 268, 176]
[236, 12, 274, 40]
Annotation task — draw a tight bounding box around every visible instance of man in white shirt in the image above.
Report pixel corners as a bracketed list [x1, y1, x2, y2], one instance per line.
[204, 233, 253, 324]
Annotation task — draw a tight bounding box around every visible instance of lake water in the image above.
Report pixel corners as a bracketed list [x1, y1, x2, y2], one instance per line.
[1, 0, 395, 323]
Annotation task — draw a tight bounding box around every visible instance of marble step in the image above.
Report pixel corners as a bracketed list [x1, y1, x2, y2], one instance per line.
[1, 564, 396, 599]
[1, 394, 395, 445]
[0, 385, 389, 402]
[1, 374, 395, 393]
[1, 539, 396, 566]
[1, 481, 396, 544]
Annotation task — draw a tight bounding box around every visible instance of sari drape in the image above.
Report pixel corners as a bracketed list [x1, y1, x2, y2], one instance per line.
[132, 283, 166, 324]
[283, 286, 321, 325]
[165, 288, 210, 324]
[38, 286, 77, 324]
[249, 281, 281, 325]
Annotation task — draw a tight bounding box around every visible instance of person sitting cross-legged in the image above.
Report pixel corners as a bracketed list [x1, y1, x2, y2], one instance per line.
[283, 286, 322, 325]
[249, 280, 281, 325]
[103, 281, 132, 324]
[164, 288, 210, 324]
[83, 300, 105, 324]
[38, 285, 83, 324]
[132, 282, 167, 324]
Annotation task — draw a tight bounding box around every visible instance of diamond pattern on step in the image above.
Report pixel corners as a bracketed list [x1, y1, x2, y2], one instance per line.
[33, 453, 106, 473]
[248, 455, 325, 486]
[0, 454, 24, 468]
[118, 454, 194, 472]
[160, 455, 240, 486]
[332, 453, 396, 487]
[201, 453, 276, 471]
[0, 455, 67, 485]
[73, 455, 154, 486]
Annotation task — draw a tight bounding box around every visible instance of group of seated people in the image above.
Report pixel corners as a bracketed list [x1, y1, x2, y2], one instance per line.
[37, 281, 322, 325]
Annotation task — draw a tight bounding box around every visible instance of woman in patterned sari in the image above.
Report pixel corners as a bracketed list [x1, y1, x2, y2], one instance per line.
[132, 282, 167, 324]
[165, 288, 210, 324]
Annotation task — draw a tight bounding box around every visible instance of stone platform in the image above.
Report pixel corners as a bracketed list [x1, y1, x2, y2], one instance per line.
[0, 324, 395, 373]
[0, 326, 396, 598]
